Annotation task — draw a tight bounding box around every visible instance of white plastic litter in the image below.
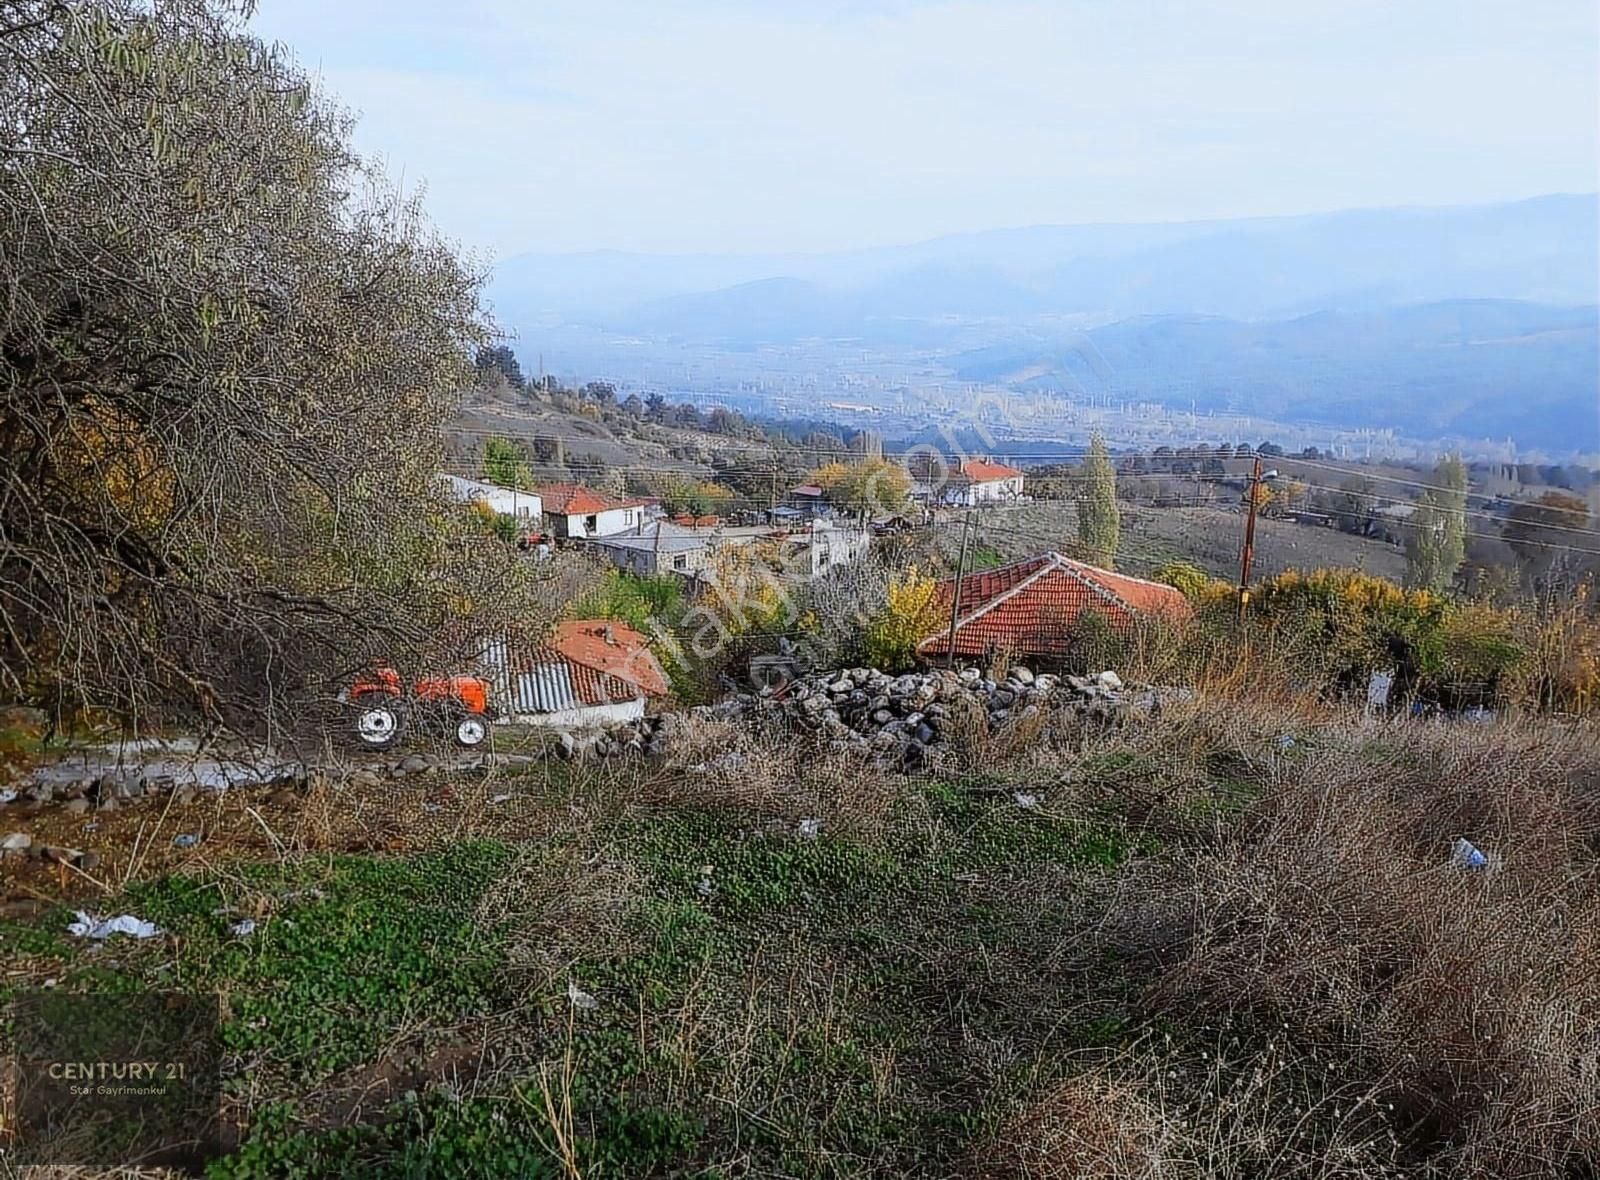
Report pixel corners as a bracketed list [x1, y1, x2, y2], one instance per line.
[0, 789, 17, 804]
[566, 980, 598, 1010]
[490, 793, 513, 805]
[1451, 838, 1489, 870]
[1013, 792, 1040, 809]
[68, 911, 161, 940]
[797, 817, 823, 839]
[230, 919, 258, 938]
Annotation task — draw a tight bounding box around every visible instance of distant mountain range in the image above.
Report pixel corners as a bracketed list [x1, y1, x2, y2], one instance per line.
[956, 301, 1599, 450]
[487, 194, 1600, 452]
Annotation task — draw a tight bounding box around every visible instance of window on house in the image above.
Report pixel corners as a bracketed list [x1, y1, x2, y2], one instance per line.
[673, 554, 687, 571]
[584, 514, 598, 532]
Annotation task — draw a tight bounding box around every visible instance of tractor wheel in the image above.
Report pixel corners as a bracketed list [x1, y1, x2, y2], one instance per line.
[454, 714, 490, 748]
[354, 697, 405, 750]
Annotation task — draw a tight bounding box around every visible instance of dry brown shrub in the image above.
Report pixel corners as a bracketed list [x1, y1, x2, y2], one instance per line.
[650, 712, 902, 834]
[1112, 715, 1600, 1177]
[977, 1069, 1184, 1179]
[972, 1037, 1404, 1180]
[477, 841, 644, 988]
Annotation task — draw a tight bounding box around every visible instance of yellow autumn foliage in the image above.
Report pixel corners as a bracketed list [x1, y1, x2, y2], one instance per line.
[865, 566, 945, 671]
[55, 397, 175, 531]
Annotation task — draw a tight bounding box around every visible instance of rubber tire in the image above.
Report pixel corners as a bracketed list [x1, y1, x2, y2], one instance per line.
[455, 714, 490, 748]
[354, 698, 405, 750]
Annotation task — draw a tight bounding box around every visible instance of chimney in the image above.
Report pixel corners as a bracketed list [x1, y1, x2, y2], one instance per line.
[603, 624, 616, 646]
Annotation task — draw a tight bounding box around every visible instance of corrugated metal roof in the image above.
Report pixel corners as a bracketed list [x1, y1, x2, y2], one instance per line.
[481, 638, 646, 712]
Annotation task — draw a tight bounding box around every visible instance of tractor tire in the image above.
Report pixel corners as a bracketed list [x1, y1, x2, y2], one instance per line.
[454, 714, 490, 749]
[353, 697, 405, 751]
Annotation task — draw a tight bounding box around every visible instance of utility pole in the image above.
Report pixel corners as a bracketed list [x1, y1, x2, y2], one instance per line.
[1237, 454, 1269, 622]
[945, 510, 973, 668]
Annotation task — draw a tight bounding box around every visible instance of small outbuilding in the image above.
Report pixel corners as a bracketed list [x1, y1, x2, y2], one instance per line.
[917, 551, 1191, 663]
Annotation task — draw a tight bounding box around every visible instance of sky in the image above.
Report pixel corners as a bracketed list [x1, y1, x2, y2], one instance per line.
[249, 0, 1600, 259]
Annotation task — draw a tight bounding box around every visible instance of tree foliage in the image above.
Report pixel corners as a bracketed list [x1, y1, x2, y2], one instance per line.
[481, 437, 531, 489]
[1503, 492, 1590, 574]
[1076, 435, 1120, 568]
[0, 1, 545, 736]
[1434, 453, 1468, 579]
[660, 479, 732, 518]
[474, 344, 524, 391]
[1405, 493, 1452, 593]
[809, 459, 910, 517]
[1250, 569, 1447, 695]
[864, 567, 944, 671]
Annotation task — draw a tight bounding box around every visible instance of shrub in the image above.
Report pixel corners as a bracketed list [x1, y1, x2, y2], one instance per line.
[1248, 568, 1446, 697]
[1437, 603, 1525, 705]
[1152, 560, 1219, 601]
[864, 567, 945, 671]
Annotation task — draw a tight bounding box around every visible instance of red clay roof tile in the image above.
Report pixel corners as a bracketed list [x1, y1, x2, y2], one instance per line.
[958, 460, 1024, 483]
[535, 484, 651, 516]
[551, 619, 671, 698]
[917, 552, 1190, 659]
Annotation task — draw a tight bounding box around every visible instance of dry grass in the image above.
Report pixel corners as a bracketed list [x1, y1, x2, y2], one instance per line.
[652, 712, 903, 835]
[974, 1037, 1407, 1180]
[1104, 715, 1600, 1178]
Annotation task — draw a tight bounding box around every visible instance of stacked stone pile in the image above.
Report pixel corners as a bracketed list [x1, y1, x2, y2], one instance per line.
[723, 665, 1176, 765]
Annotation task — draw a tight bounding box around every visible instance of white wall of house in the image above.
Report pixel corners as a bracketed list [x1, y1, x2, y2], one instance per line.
[514, 698, 646, 728]
[808, 523, 872, 576]
[555, 504, 644, 539]
[439, 475, 542, 520]
[942, 475, 1024, 507]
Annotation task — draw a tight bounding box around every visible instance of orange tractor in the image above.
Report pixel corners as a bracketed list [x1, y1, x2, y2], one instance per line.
[344, 667, 495, 751]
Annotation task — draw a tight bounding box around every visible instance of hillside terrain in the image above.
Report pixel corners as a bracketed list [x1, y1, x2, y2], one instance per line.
[934, 502, 1410, 586]
[1, 693, 1593, 1176]
[492, 194, 1598, 323]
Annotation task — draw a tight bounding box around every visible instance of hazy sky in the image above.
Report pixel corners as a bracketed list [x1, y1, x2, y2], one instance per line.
[250, 0, 1599, 258]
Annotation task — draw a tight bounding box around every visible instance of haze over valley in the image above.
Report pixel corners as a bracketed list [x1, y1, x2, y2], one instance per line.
[490, 193, 1600, 456]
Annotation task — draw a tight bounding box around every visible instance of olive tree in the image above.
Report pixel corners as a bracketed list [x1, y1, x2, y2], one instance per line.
[0, 1, 546, 740]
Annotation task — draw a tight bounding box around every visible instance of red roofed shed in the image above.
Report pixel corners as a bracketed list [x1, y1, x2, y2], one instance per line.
[917, 552, 1191, 661]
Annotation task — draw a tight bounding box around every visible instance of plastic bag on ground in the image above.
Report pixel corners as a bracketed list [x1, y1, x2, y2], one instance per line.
[68, 912, 161, 939]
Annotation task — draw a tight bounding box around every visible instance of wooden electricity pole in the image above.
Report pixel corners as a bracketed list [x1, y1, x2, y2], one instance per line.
[945, 510, 973, 668]
[1237, 454, 1264, 623]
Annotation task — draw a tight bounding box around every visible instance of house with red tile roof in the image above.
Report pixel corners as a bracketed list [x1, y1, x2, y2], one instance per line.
[551, 620, 671, 698]
[480, 619, 670, 728]
[916, 552, 1191, 662]
[943, 458, 1025, 506]
[535, 483, 655, 538]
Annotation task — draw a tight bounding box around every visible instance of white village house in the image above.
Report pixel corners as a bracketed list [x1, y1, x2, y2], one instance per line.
[942, 459, 1025, 506]
[536, 483, 655, 539]
[589, 519, 872, 579]
[437, 474, 542, 521]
